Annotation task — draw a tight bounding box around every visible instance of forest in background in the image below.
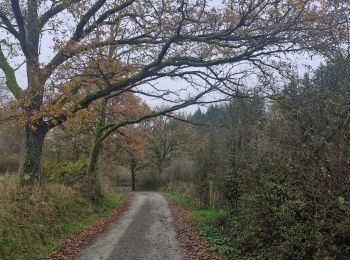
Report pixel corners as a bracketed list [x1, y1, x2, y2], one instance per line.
[1, 56, 350, 258]
[0, 0, 350, 259]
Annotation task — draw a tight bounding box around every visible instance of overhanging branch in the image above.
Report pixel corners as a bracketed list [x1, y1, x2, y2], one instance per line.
[97, 86, 215, 145]
[0, 10, 20, 39]
[10, 0, 29, 56]
[0, 44, 22, 99]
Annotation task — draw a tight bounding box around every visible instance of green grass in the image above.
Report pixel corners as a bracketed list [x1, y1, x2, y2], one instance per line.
[163, 191, 192, 208]
[49, 192, 123, 258]
[0, 181, 124, 260]
[100, 192, 124, 210]
[164, 191, 239, 259]
[193, 209, 239, 259]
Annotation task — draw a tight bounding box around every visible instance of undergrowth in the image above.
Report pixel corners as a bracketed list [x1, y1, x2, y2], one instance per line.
[0, 177, 123, 260]
[163, 191, 239, 259]
[193, 209, 239, 259]
[162, 191, 193, 208]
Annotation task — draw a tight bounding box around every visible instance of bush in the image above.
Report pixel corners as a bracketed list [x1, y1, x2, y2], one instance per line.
[193, 208, 239, 259]
[163, 157, 196, 183]
[231, 159, 350, 259]
[164, 191, 239, 259]
[137, 171, 163, 190]
[43, 158, 85, 185]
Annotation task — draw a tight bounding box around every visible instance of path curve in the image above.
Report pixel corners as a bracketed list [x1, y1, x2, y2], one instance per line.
[75, 192, 185, 260]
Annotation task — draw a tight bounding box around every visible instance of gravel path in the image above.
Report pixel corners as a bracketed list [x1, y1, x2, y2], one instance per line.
[75, 192, 185, 260]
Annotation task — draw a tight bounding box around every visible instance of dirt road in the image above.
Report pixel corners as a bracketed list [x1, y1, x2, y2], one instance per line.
[75, 192, 185, 260]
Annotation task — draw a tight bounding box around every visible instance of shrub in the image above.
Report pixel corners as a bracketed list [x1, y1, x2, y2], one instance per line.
[137, 171, 162, 190]
[163, 157, 196, 183]
[43, 158, 85, 185]
[232, 160, 350, 259]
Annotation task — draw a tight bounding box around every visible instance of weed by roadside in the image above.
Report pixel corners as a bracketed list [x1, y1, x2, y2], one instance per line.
[163, 191, 239, 259]
[193, 209, 239, 259]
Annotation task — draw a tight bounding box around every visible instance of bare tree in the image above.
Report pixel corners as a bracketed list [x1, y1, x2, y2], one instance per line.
[146, 116, 185, 176]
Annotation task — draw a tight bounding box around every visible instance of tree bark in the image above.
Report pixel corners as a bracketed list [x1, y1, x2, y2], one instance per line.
[19, 124, 48, 185]
[86, 137, 102, 177]
[86, 99, 107, 177]
[131, 170, 136, 191]
[86, 98, 108, 200]
[86, 138, 103, 201]
[131, 163, 136, 191]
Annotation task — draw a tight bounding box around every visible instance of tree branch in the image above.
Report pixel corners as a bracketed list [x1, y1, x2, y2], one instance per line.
[39, 0, 82, 28]
[82, 0, 136, 37]
[0, 11, 20, 39]
[164, 113, 224, 128]
[10, 0, 29, 56]
[71, 0, 106, 41]
[97, 87, 214, 145]
[0, 44, 22, 99]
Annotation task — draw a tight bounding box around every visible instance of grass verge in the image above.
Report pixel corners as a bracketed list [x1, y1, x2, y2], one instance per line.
[163, 191, 239, 259]
[0, 178, 124, 260]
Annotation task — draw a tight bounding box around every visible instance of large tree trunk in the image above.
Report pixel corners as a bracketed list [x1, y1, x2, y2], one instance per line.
[19, 28, 46, 185]
[19, 124, 48, 185]
[86, 139, 103, 202]
[86, 98, 108, 201]
[86, 138, 102, 177]
[86, 100, 107, 177]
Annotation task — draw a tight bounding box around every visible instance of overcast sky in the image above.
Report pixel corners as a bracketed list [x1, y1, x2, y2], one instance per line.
[3, 0, 324, 115]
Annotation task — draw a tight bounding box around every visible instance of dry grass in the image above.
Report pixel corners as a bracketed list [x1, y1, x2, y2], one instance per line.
[0, 176, 122, 259]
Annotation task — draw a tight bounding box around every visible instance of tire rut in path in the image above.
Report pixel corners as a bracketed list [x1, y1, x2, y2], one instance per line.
[75, 192, 185, 260]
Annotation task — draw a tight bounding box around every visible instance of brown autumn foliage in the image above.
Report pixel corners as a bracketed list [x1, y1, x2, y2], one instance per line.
[0, 1, 349, 259]
[169, 202, 219, 260]
[0, 0, 344, 183]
